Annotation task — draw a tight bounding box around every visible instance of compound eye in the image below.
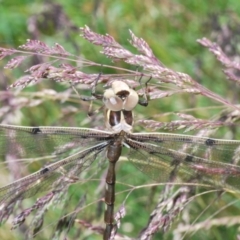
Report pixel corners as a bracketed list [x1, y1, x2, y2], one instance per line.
[123, 89, 139, 111]
[103, 88, 123, 111]
[111, 81, 130, 94]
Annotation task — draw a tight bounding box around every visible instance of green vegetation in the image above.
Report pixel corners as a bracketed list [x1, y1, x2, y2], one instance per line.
[1, 1, 240, 240]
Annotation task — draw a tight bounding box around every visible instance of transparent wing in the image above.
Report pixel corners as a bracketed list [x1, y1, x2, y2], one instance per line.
[0, 142, 107, 202]
[126, 132, 240, 191]
[0, 124, 113, 161]
[0, 124, 113, 220]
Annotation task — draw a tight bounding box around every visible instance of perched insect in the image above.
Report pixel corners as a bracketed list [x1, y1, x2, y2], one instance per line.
[1, 81, 240, 240]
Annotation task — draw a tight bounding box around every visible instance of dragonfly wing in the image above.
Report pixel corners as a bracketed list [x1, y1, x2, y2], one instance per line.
[126, 138, 195, 183]
[0, 142, 108, 221]
[0, 124, 113, 162]
[126, 132, 240, 191]
[0, 124, 114, 221]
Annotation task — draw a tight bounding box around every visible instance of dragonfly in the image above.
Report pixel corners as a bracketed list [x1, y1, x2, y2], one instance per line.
[1, 81, 240, 240]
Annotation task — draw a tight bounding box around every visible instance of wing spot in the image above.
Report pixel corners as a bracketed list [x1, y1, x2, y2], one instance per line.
[40, 167, 49, 175]
[205, 138, 216, 146]
[185, 155, 193, 162]
[32, 127, 42, 134]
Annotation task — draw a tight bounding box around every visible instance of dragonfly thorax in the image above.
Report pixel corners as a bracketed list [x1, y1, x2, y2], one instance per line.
[105, 109, 134, 132]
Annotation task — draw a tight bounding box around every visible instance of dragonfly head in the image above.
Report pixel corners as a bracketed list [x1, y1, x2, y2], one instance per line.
[103, 81, 139, 132]
[103, 81, 139, 111]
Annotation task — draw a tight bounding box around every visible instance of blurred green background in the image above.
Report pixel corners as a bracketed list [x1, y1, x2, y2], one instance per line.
[1, 1, 240, 240]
